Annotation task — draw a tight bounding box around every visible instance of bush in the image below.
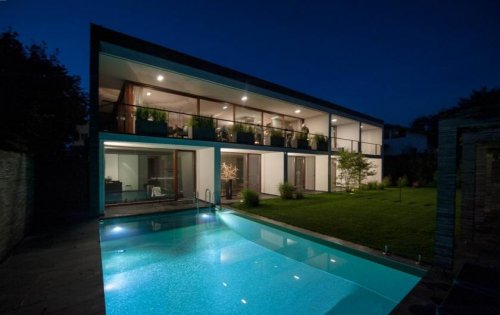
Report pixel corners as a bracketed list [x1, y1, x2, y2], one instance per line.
[279, 182, 295, 199]
[241, 189, 259, 207]
[397, 176, 409, 187]
[366, 181, 378, 190]
[382, 176, 391, 188]
[377, 183, 385, 190]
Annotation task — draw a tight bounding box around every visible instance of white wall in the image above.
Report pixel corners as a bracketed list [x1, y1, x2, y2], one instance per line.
[305, 156, 315, 190]
[119, 154, 139, 190]
[304, 114, 329, 136]
[365, 158, 382, 183]
[104, 154, 118, 180]
[336, 123, 360, 152]
[315, 155, 329, 192]
[361, 127, 383, 155]
[261, 152, 284, 195]
[196, 148, 214, 202]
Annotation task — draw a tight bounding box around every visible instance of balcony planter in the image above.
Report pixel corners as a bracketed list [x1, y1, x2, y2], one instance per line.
[311, 134, 328, 151]
[189, 126, 216, 141]
[234, 131, 254, 145]
[188, 115, 216, 141]
[231, 123, 255, 145]
[135, 119, 168, 137]
[135, 107, 168, 137]
[292, 139, 309, 150]
[270, 135, 284, 147]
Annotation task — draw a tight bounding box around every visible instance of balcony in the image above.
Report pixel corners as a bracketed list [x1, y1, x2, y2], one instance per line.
[99, 102, 382, 155]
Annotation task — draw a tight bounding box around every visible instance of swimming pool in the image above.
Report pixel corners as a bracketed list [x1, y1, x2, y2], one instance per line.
[100, 209, 423, 314]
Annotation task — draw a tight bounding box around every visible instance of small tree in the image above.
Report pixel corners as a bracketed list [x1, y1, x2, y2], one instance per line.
[337, 151, 376, 191]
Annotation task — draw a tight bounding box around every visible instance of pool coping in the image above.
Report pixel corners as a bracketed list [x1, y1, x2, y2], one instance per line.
[223, 206, 428, 277]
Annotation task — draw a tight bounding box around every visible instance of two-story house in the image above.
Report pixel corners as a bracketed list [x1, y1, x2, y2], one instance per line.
[89, 25, 383, 215]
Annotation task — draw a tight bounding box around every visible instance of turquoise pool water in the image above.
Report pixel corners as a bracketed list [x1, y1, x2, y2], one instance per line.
[100, 209, 422, 314]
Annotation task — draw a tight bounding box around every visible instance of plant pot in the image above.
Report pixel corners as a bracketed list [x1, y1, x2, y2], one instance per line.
[135, 119, 168, 137]
[225, 179, 233, 199]
[315, 142, 328, 151]
[270, 136, 284, 147]
[189, 126, 216, 141]
[292, 138, 309, 149]
[236, 131, 254, 145]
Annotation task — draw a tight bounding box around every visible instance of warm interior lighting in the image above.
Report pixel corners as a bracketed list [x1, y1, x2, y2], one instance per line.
[156, 74, 164, 81]
[294, 109, 301, 114]
[146, 92, 151, 96]
[331, 118, 337, 122]
[222, 105, 228, 110]
[360, 124, 364, 128]
[241, 95, 248, 101]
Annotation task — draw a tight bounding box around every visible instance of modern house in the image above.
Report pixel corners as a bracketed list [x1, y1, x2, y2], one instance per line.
[89, 25, 383, 215]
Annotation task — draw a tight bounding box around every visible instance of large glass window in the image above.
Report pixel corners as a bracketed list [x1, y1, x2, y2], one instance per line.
[104, 148, 195, 205]
[221, 153, 261, 198]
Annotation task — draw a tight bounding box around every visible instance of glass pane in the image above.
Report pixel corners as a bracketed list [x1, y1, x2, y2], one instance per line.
[104, 149, 174, 204]
[248, 154, 261, 192]
[295, 157, 305, 190]
[221, 153, 247, 197]
[235, 107, 261, 125]
[287, 156, 295, 186]
[177, 151, 195, 200]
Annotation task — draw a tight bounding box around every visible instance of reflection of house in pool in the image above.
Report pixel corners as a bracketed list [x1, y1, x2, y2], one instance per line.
[89, 25, 384, 216]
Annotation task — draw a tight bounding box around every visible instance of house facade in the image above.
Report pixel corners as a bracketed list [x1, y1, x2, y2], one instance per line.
[89, 25, 383, 215]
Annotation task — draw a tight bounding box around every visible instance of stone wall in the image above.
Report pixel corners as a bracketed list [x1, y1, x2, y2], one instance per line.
[0, 150, 33, 261]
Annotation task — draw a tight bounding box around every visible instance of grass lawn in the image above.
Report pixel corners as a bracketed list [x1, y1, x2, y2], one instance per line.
[232, 188, 447, 262]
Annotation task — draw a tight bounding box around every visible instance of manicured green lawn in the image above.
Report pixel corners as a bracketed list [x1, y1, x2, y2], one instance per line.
[232, 188, 444, 262]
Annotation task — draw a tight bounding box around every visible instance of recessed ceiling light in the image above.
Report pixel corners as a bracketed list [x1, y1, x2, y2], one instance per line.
[360, 124, 364, 128]
[294, 109, 301, 114]
[156, 75, 164, 81]
[331, 118, 337, 122]
[146, 92, 151, 96]
[241, 96, 248, 101]
[222, 105, 228, 110]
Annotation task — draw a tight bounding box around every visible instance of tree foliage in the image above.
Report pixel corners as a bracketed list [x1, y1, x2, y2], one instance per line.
[337, 150, 376, 191]
[410, 87, 500, 150]
[0, 29, 87, 155]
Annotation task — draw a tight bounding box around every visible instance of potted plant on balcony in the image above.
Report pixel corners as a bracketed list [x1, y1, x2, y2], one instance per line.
[135, 106, 168, 136]
[221, 162, 238, 199]
[311, 134, 328, 151]
[231, 123, 255, 145]
[269, 128, 285, 147]
[188, 115, 216, 141]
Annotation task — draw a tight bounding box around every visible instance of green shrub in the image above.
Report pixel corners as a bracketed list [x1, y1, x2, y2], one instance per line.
[241, 189, 259, 207]
[377, 183, 385, 190]
[382, 176, 391, 188]
[366, 181, 378, 190]
[279, 182, 295, 199]
[397, 176, 409, 187]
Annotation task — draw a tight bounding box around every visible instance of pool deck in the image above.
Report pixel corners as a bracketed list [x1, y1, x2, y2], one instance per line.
[2, 203, 498, 314]
[0, 214, 105, 314]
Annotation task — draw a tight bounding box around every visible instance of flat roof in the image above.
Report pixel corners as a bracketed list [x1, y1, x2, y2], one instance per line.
[91, 24, 383, 125]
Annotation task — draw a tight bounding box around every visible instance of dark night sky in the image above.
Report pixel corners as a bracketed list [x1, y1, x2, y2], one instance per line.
[1, 0, 499, 125]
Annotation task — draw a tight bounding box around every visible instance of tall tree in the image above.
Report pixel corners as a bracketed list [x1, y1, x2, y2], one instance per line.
[337, 150, 376, 191]
[0, 29, 88, 220]
[0, 29, 87, 155]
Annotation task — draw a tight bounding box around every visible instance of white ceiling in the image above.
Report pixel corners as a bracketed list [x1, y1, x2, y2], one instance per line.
[98, 54, 379, 128]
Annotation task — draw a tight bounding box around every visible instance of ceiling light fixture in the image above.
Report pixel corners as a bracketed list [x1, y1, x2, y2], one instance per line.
[156, 75, 164, 82]
[222, 105, 228, 110]
[146, 92, 151, 96]
[331, 118, 337, 122]
[360, 124, 364, 128]
[294, 109, 301, 114]
[241, 96, 248, 101]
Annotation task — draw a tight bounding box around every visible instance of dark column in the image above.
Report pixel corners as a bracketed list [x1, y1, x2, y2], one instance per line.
[435, 120, 458, 269]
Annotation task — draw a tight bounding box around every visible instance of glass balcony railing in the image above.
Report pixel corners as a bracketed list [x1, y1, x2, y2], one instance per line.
[99, 102, 382, 155]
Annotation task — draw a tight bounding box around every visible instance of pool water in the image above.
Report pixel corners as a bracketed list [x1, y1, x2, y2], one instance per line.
[100, 209, 422, 314]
